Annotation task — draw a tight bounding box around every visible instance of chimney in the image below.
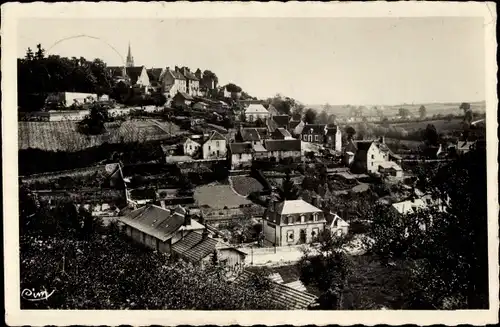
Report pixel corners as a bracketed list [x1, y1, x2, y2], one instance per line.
[184, 214, 192, 226]
[166, 66, 170, 72]
[202, 226, 209, 240]
[175, 66, 180, 72]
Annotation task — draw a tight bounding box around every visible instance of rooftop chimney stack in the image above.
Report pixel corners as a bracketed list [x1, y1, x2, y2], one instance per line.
[184, 214, 192, 226]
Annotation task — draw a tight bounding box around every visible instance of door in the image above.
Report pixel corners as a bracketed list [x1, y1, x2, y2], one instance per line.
[300, 229, 307, 244]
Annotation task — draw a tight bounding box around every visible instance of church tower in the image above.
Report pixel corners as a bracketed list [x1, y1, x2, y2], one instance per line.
[126, 42, 134, 67]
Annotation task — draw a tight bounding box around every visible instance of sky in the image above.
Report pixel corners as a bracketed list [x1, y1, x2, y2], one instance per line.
[17, 17, 485, 106]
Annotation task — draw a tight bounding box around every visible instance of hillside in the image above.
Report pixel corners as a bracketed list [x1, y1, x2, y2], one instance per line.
[18, 120, 181, 152]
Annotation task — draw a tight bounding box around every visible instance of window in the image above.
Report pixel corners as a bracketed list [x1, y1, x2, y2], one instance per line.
[208, 145, 211, 151]
[303, 135, 307, 141]
[189, 145, 192, 150]
[286, 230, 294, 243]
[313, 213, 318, 222]
[300, 215, 305, 223]
[312, 227, 319, 239]
[286, 216, 292, 224]
[371, 154, 374, 159]
[315, 135, 319, 141]
[216, 141, 220, 147]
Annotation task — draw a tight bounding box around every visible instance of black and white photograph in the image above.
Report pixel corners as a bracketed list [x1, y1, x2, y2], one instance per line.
[3, 2, 498, 326]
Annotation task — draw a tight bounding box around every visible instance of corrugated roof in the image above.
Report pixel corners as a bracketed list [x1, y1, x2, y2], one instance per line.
[275, 199, 322, 215]
[233, 270, 317, 310]
[264, 139, 301, 152]
[268, 273, 285, 284]
[173, 231, 244, 263]
[284, 280, 308, 292]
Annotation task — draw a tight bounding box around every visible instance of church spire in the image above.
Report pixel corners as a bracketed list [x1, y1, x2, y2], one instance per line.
[126, 42, 134, 67]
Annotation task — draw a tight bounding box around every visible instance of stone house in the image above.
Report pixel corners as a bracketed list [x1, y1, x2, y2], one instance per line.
[183, 137, 202, 157]
[180, 67, 200, 96]
[162, 67, 187, 99]
[172, 91, 194, 108]
[228, 142, 254, 170]
[347, 139, 403, 175]
[202, 130, 227, 159]
[262, 139, 302, 162]
[301, 124, 342, 152]
[245, 103, 270, 122]
[262, 199, 326, 246]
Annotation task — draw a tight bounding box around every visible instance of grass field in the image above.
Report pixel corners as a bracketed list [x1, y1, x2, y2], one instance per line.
[230, 176, 264, 196]
[194, 183, 253, 209]
[18, 119, 181, 152]
[389, 118, 464, 132]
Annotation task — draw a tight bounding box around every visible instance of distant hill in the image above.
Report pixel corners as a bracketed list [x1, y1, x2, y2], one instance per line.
[306, 101, 486, 117]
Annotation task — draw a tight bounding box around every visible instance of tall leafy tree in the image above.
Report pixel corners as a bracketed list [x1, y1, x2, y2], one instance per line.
[304, 108, 317, 124]
[298, 230, 352, 309]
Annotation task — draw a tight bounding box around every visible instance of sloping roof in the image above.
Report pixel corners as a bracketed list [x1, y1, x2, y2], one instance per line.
[118, 204, 191, 242]
[173, 231, 245, 263]
[272, 115, 291, 127]
[167, 69, 186, 80]
[284, 280, 308, 292]
[268, 273, 285, 284]
[240, 128, 261, 142]
[184, 70, 199, 81]
[264, 139, 301, 152]
[253, 143, 268, 152]
[267, 104, 280, 116]
[354, 140, 373, 151]
[233, 270, 317, 310]
[457, 141, 476, 150]
[175, 92, 194, 101]
[205, 130, 226, 143]
[391, 199, 427, 215]
[245, 104, 269, 114]
[301, 124, 326, 135]
[147, 68, 164, 82]
[229, 142, 253, 154]
[325, 126, 338, 136]
[125, 66, 145, 84]
[107, 66, 125, 78]
[275, 128, 292, 139]
[378, 161, 403, 171]
[289, 120, 302, 129]
[275, 199, 322, 215]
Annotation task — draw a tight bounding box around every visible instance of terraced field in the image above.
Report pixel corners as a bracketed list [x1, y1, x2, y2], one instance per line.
[18, 119, 181, 152]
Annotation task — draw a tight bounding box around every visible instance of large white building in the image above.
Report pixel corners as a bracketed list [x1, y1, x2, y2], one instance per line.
[245, 104, 270, 122]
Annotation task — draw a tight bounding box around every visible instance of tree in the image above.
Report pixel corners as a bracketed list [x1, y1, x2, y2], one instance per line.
[79, 102, 110, 135]
[345, 126, 356, 140]
[298, 230, 352, 309]
[224, 83, 242, 93]
[423, 124, 439, 146]
[317, 109, 329, 124]
[419, 105, 427, 119]
[459, 102, 471, 112]
[399, 108, 411, 118]
[367, 148, 488, 309]
[304, 108, 317, 124]
[279, 170, 300, 201]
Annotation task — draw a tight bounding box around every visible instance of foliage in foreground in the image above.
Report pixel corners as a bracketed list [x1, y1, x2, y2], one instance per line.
[20, 190, 282, 310]
[367, 148, 489, 309]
